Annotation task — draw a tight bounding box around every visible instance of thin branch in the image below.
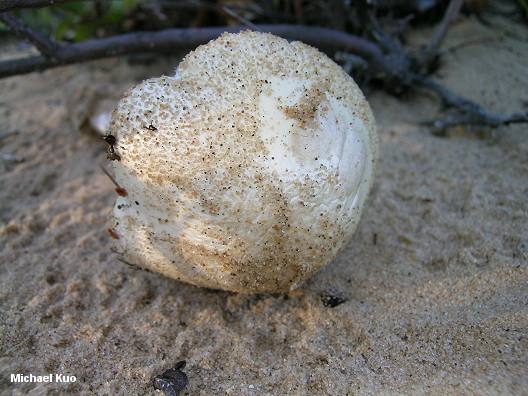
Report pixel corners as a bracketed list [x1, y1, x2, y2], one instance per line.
[221, 5, 260, 31]
[100, 165, 120, 189]
[414, 76, 484, 114]
[414, 75, 528, 129]
[0, 24, 387, 79]
[426, 112, 528, 130]
[0, 12, 59, 59]
[419, 0, 464, 67]
[0, 9, 525, 132]
[100, 165, 128, 196]
[115, 256, 153, 273]
[0, 0, 82, 12]
[140, 0, 169, 25]
[365, 11, 528, 130]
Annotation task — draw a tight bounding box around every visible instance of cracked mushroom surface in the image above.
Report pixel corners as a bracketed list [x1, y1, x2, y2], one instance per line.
[109, 31, 378, 293]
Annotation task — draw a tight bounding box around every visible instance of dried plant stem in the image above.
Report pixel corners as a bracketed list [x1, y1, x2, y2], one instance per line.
[0, 12, 58, 58]
[0, 0, 81, 12]
[0, 25, 386, 79]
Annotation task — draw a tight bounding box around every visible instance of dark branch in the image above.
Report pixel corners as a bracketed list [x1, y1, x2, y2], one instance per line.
[426, 112, 528, 131]
[414, 75, 528, 129]
[0, 15, 525, 131]
[0, 12, 59, 58]
[0, 0, 82, 12]
[414, 76, 486, 114]
[419, 0, 464, 68]
[364, 8, 527, 130]
[0, 24, 387, 79]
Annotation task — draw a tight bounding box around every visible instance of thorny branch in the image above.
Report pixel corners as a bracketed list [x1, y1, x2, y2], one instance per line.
[0, 1, 526, 132]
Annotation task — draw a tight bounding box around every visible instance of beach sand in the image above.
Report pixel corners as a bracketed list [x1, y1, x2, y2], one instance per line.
[1, 14, 527, 395]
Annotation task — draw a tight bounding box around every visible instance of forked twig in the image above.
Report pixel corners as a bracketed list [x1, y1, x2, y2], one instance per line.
[0, 12, 59, 58]
[419, 0, 464, 68]
[0, 25, 386, 79]
[414, 75, 528, 130]
[0, 1, 526, 132]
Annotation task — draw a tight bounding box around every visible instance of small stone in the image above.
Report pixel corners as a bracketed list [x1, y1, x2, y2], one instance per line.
[153, 361, 188, 396]
[320, 293, 347, 308]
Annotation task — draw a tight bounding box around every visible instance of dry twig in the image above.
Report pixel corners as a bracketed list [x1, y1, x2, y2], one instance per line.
[415, 76, 528, 129]
[0, 0, 81, 12]
[419, 0, 464, 68]
[0, 12, 58, 58]
[221, 5, 260, 30]
[0, 25, 387, 79]
[0, 0, 526, 132]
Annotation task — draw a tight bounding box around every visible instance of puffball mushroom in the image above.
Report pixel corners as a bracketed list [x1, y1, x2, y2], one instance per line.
[109, 31, 378, 293]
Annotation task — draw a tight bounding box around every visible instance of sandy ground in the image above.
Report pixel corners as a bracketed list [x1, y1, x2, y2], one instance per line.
[1, 14, 527, 396]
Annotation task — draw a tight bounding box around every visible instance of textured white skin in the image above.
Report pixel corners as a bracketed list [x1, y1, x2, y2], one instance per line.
[109, 32, 377, 293]
[257, 76, 367, 191]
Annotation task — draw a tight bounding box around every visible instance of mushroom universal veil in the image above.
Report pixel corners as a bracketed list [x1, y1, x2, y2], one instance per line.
[107, 31, 378, 293]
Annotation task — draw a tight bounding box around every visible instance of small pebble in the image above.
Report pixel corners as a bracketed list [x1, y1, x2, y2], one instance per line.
[153, 361, 188, 396]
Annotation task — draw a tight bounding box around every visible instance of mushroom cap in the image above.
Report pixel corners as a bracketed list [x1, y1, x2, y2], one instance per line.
[109, 31, 378, 293]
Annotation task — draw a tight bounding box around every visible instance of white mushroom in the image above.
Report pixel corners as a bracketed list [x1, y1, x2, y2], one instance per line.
[109, 31, 378, 293]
